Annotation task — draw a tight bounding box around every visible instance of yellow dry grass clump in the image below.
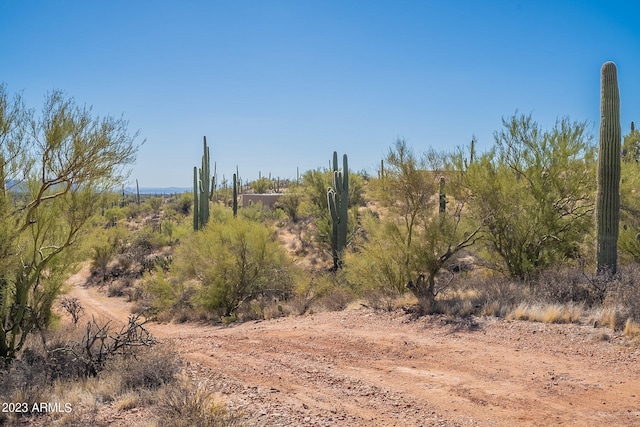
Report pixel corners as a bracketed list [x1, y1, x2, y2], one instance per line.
[507, 303, 582, 324]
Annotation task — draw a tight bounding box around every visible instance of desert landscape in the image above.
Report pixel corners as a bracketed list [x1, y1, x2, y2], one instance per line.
[50, 265, 639, 426]
[2, 3, 640, 426]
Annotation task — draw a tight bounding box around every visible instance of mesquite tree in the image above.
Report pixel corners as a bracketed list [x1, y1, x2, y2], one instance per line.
[0, 86, 139, 365]
[345, 139, 481, 309]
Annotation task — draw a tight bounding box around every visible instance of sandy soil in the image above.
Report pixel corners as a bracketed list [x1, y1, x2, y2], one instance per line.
[65, 266, 640, 426]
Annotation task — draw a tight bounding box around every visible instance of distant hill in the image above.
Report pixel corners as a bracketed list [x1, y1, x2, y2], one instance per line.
[3, 180, 191, 196]
[125, 187, 191, 195]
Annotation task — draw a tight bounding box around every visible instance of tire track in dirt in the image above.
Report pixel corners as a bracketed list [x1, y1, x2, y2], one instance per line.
[66, 269, 640, 426]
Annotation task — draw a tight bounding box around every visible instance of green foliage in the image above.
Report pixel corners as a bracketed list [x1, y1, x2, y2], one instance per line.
[239, 200, 286, 223]
[177, 192, 193, 215]
[301, 165, 361, 265]
[458, 113, 596, 279]
[622, 128, 640, 163]
[104, 205, 127, 226]
[147, 196, 163, 214]
[596, 62, 621, 275]
[274, 186, 303, 222]
[346, 139, 480, 307]
[344, 212, 410, 295]
[251, 177, 273, 194]
[142, 267, 186, 314]
[174, 217, 294, 317]
[0, 86, 139, 364]
[89, 225, 127, 279]
[619, 158, 640, 261]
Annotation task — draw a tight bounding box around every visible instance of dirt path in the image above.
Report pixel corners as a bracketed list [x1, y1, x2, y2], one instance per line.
[66, 268, 640, 426]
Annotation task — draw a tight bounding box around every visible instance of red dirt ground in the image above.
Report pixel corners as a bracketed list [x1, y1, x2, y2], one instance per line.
[66, 265, 640, 426]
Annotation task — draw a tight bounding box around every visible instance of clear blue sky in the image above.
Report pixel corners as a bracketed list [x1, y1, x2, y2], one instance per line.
[2, 0, 639, 188]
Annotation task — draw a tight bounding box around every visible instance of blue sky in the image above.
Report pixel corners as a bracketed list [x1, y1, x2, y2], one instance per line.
[2, 1, 639, 188]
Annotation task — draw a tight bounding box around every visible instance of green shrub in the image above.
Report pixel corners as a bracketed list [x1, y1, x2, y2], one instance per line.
[174, 217, 294, 318]
[458, 114, 596, 279]
[142, 267, 189, 315]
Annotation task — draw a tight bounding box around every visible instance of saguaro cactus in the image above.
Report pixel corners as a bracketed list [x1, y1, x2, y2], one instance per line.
[232, 173, 238, 217]
[439, 177, 446, 215]
[193, 166, 200, 230]
[596, 61, 621, 276]
[327, 151, 349, 269]
[193, 136, 214, 230]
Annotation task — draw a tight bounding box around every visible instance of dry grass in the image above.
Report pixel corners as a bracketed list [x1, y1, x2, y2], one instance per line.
[591, 306, 627, 330]
[156, 377, 244, 427]
[624, 318, 640, 339]
[114, 391, 141, 411]
[506, 303, 583, 324]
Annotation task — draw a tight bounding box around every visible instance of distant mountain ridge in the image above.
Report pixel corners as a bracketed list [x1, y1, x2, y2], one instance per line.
[3, 180, 190, 195]
[125, 186, 191, 195]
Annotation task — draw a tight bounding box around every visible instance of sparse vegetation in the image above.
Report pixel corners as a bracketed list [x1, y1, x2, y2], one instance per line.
[2, 61, 640, 425]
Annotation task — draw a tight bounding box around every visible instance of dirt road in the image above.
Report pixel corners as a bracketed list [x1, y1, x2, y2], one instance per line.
[66, 266, 640, 426]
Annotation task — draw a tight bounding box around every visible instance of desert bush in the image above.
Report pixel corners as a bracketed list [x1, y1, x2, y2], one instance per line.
[317, 284, 357, 311]
[534, 266, 602, 306]
[60, 297, 85, 324]
[239, 200, 286, 223]
[274, 189, 302, 222]
[0, 347, 50, 406]
[344, 212, 411, 296]
[142, 267, 191, 317]
[123, 200, 143, 219]
[463, 273, 529, 318]
[52, 314, 157, 377]
[177, 191, 193, 215]
[456, 114, 596, 279]
[174, 217, 295, 318]
[619, 137, 640, 261]
[104, 342, 181, 390]
[86, 225, 127, 279]
[0, 326, 181, 426]
[346, 140, 480, 310]
[104, 205, 127, 224]
[157, 377, 244, 427]
[147, 196, 163, 215]
[362, 288, 405, 312]
[107, 280, 125, 297]
[604, 264, 640, 321]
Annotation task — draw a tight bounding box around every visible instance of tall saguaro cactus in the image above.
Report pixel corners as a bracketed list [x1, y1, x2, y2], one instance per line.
[193, 136, 214, 230]
[232, 173, 238, 217]
[596, 61, 621, 276]
[327, 151, 349, 269]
